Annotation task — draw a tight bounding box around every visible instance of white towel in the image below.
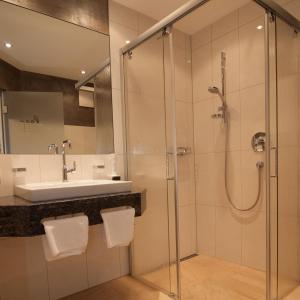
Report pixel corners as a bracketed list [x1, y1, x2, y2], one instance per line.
[101, 207, 135, 248]
[42, 215, 89, 261]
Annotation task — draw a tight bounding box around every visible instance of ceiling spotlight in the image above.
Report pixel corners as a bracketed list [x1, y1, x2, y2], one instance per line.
[125, 40, 130, 44]
[81, 70, 86, 75]
[256, 25, 263, 30]
[4, 42, 12, 48]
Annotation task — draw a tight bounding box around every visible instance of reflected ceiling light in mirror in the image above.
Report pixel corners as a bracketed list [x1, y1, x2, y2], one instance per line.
[256, 25, 263, 30]
[81, 70, 86, 75]
[4, 42, 12, 48]
[125, 40, 130, 44]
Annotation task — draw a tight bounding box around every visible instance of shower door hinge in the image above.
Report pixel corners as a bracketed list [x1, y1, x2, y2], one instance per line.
[127, 50, 133, 59]
[269, 13, 275, 23]
[162, 26, 172, 36]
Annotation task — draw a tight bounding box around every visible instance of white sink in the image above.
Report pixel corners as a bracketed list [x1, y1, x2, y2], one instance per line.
[14, 179, 132, 202]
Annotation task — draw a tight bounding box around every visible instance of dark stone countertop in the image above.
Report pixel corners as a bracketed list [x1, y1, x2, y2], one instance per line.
[0, 191, 145, 237]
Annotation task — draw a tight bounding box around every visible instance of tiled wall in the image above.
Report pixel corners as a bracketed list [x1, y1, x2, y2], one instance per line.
[192, 2, 266, 271]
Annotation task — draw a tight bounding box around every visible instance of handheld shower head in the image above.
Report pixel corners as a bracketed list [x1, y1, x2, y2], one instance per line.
[208, 86, 225, 105]
[208, 86, 220, 94]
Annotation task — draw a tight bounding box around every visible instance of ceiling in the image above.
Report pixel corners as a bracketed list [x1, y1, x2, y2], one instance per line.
[0, 1, 110, 81]
[114, 0, 251, 34]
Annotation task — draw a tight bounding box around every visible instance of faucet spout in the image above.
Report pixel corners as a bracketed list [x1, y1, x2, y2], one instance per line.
[62, 140, 76, 182]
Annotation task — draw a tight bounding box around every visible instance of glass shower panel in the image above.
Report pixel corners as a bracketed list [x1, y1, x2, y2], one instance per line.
[276, 18, 300, 299]
[123, 31, 179, 296]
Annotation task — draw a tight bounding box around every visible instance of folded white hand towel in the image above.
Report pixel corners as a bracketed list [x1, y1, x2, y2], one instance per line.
[101, 207, 135, 248]
[42, 215, 89, 261]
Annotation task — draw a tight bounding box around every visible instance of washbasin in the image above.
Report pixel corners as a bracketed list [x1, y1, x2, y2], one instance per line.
[14, 179, 132, 202]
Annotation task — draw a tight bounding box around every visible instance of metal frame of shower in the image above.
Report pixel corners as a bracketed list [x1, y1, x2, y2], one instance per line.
[120, 1, 300, 299]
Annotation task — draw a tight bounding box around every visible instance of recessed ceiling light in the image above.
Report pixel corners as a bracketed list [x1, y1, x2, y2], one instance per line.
[125, 40, 130, 44]
[81, 70, 86, 75]
[4, 42, 12, 48]
[256, 25, 263, 30]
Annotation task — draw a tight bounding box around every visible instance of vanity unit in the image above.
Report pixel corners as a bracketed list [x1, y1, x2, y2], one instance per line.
[0, 190, 144, 237]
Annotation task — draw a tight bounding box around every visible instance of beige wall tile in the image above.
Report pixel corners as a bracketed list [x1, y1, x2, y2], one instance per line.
[40, 155, 62, 182]
[11, 155, 41, 185]
[240, 84, 265, 151]
[178, 155, 195, 206]
[215, 207, 242, 264]
[176, 101, 194, 149]
[109, 21, 138, 90]
[195, 153, 215, 206]
[127, 92, 165, 154]
[241, 150, 266, 212]
[242, 212, 266, 270]
[192, 44, 212, 101]
[238, 2, 264, 27]
[0, 155, 13, 196]
[193, 100, 214, 153]
[239, 17, 265, 89]
[192, 26, 211, 50]
[278, 216, 300, 287]
[109, 0, 138, 30]
[112, 88, 124, 154]
[81, 155, 106, 179]
[277, 19, 298, 78]
[278, 75, 299, 148]
[174, 47, 192, 102]
[215, 151, 242, 210]
[179, 204, 197, 258]
[196, 204, 216, 256]
[212, 11, 238, 40]
[278, 147, 299, 217]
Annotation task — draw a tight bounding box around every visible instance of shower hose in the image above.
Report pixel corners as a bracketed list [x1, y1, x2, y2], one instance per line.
[224, 117, 264, 211]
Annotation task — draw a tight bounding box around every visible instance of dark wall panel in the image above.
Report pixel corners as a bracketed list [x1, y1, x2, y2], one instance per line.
[3, 0, 109, 35]
[0, 59, 95, 127]
[0, 59, 20, 90]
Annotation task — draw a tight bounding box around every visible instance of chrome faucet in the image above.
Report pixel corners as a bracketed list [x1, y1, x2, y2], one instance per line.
[62, 140, 76, 182]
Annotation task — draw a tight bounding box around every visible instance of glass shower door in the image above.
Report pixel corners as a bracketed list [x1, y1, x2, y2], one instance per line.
[123, 29, 179, 297]
[272, 16, 300, 300]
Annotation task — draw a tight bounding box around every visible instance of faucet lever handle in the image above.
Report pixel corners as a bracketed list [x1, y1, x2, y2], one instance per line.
[62, 139, 72, 149]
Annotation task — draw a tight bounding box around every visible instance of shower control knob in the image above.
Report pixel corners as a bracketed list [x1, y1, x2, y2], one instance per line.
[256, 161, 264, 168]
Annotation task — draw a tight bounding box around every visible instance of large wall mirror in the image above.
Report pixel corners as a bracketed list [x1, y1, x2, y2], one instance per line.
[0, 0, 114, 154]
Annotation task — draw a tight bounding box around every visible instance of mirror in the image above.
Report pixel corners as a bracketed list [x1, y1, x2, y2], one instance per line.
[0, 1, 114, 154]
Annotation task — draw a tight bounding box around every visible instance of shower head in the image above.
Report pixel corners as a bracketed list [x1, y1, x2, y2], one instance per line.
[208, 85, 226, 110]
[208, 86, 220, 94]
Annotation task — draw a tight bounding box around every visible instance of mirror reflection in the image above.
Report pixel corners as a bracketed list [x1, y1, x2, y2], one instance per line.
[0, 1, 113, 154]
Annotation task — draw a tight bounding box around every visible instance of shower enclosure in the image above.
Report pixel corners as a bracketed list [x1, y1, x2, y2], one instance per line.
[120, 0, 300, 299]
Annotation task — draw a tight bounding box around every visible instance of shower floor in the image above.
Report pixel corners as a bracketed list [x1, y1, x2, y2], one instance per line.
[144, 254, 266, 300]
[65, 255, 267, 300]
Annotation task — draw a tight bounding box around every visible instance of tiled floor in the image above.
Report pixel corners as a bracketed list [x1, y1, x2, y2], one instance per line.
[284, 287, 300, 300]
[65, 255, 267, 300]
